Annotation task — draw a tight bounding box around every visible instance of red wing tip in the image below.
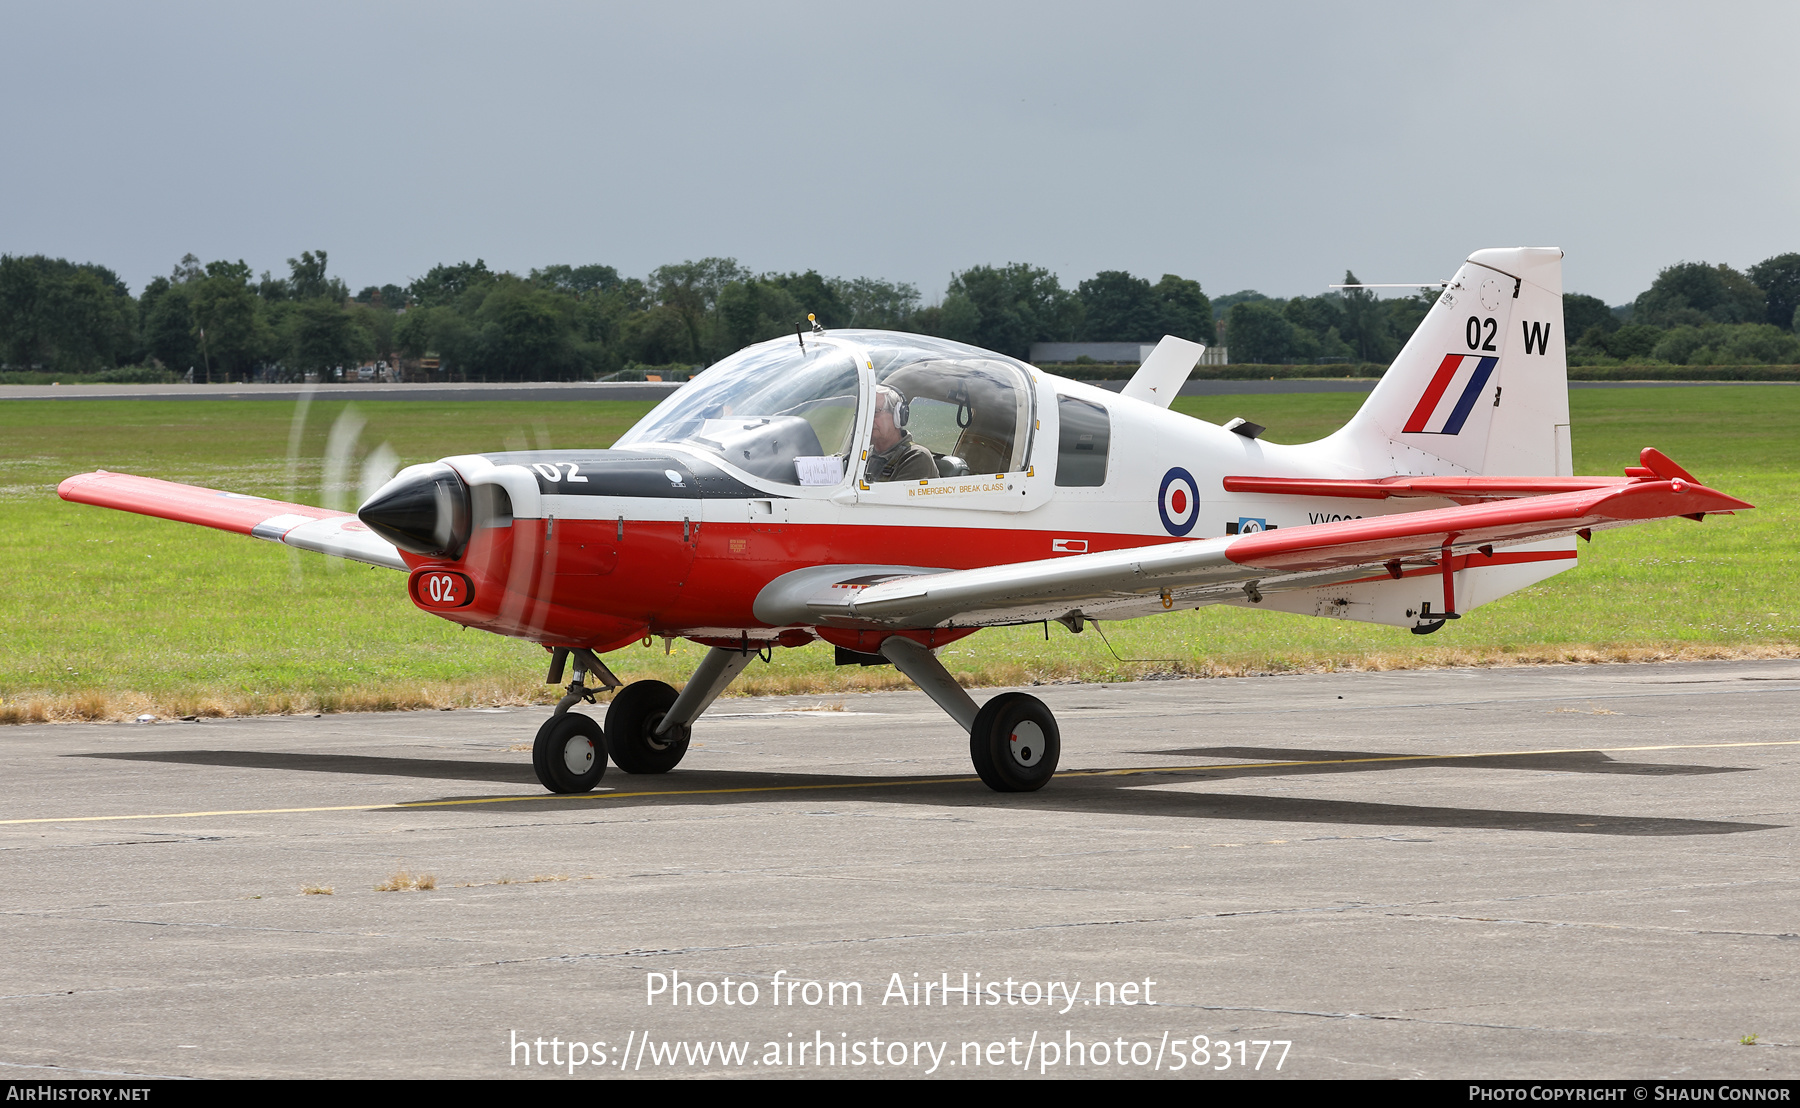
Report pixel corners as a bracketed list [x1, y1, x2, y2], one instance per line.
[57, 471, 111, 498]
[1667, 480, 1753, 512]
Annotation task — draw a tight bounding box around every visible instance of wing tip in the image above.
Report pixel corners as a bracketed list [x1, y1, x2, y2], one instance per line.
[57, 471, 110, 502]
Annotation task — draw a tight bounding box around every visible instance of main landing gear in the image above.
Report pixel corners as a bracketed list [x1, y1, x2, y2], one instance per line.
[606, 647, 753, 773]
[878, 637, 1060, 792]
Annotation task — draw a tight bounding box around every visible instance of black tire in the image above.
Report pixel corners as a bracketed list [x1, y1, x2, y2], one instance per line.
[604, 679, 689, 774]
[532, 712, 606, 794]
[968, 692, 1060, 792]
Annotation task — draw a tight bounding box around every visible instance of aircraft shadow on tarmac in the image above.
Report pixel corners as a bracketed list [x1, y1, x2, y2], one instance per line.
[1138, 746, 1751, 778]
[77, 748, 1780, 837]
[81, 749, 540, 785]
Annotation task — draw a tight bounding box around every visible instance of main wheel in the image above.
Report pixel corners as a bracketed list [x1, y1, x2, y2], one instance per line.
[968, 692, 1060, 792]
[532, 712, 606, 794]
[604, 679, 689, 774]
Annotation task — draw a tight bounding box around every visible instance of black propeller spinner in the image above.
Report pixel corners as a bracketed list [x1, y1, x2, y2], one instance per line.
[357, 462, 471, 558]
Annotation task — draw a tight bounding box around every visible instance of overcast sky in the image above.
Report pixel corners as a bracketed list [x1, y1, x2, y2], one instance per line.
[4, 2, 1796, 305]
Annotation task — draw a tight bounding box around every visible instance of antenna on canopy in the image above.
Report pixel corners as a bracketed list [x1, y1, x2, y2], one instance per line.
[1327, 281, 1449, 289]
[794, 321, 806, 351]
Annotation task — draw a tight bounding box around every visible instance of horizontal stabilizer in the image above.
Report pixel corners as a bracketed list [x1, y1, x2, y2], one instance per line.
[57, 471, 407, 570]
[1225, 447, 1714, 504]
[1223, 474, 1632, 502]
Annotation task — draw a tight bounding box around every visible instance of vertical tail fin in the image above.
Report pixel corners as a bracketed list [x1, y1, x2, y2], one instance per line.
[1332, 247, 1571, 478]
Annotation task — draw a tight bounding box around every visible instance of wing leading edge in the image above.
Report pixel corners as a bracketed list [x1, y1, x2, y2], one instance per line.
[776, 475, 1750, 630]
[58, 471, 407, 570]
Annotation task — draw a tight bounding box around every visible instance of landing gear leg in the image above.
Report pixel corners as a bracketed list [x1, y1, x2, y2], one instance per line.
[876, 637, 1060, 792]
[877, 637, 978, 730]
[606, 646, 755, 774]
[544, 646, 623, 717]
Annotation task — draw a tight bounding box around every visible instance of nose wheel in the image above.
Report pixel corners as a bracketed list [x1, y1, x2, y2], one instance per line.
[968, 692, 1060, 792]
[532, 712, 607, 793]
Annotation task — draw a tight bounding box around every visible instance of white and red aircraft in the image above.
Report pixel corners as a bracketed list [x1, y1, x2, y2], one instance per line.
[61, 247, 1750, 794]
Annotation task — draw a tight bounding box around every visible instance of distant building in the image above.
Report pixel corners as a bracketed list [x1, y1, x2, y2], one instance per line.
[1030, 341, 1228, 366]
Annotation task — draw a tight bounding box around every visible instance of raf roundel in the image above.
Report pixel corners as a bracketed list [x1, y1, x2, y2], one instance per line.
[1157, 467, 1200, 536]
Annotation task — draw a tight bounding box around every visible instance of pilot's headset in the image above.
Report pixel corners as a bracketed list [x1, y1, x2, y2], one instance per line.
[875, 384, 909, 427]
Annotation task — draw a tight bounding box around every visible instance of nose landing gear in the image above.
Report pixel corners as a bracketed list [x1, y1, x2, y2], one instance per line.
[532, 712, 606, 793]
[530, 645, 623, 794]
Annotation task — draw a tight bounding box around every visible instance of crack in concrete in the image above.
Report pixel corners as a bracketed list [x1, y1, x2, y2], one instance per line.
[1157, 1003, 1797, 1051]
[3, 913, 414, 940]
[0, 1058, 195, 1079]
[1379, 910, 1800, 942]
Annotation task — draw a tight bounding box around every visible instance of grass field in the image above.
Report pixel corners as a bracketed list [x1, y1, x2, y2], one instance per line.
[2, 388, 1795, 722]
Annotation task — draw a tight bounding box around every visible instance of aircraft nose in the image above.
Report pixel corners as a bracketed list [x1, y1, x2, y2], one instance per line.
[357, 462, 471, 558]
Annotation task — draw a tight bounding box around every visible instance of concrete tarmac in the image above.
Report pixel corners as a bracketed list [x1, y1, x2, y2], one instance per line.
[2, 659, 1798, 1080]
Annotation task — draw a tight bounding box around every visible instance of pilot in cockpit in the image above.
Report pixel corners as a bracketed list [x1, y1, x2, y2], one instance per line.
[865, 385, 938, 483]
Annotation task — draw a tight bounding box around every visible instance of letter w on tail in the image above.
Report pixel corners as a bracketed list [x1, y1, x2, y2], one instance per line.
[1523, 320, 1552, 355]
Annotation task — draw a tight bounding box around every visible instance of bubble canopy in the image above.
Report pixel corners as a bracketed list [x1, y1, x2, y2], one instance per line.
[615, 331, 1037, 486]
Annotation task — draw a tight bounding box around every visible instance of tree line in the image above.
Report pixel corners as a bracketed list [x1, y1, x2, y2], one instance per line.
[2, 248, 1796, 381]
[0, 252, 1217, 382]
[1219, 254, 1800, 368]
[1214, 276, 1433, 365]
[1560, 256, 1800, 367]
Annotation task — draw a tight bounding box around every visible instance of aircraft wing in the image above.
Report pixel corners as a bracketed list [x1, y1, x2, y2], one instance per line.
[771, 476, 1750, 629]
[57, 471, 408, 570]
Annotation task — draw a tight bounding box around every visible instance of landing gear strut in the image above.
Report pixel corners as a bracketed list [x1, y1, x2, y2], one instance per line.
[877, 636, 1060, 793]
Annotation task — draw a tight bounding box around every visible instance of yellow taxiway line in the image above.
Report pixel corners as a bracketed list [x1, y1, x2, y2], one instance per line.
[3, 739, 1798, 827]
